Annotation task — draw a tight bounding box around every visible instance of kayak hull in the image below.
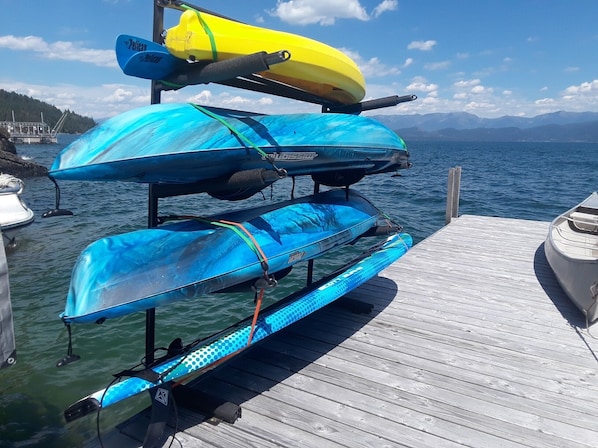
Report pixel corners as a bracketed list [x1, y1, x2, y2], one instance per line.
[49, 103, 410, 190]
[62, 189, 384, 323]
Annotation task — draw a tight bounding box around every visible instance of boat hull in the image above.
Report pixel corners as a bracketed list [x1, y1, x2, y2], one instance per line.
[545, 192, 598, 323]
[0, 176, 34, 247]
[49, 103, 409, 193]
[164, 9, 365, 104]
[62, 189, 385, 323]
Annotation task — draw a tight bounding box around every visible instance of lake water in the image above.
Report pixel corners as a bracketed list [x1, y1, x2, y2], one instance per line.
[0, 135, 596, 447]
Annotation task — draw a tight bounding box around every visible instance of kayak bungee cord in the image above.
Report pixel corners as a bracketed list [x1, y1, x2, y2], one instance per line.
[190, 103, 288, 178]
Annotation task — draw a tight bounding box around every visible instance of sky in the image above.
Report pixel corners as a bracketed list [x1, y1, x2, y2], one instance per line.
[0, 0, 597, 121]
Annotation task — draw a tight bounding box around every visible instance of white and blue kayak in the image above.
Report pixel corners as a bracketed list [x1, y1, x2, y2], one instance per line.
[49, 103, 410, 197]
[62, 189, 387, 324]
[64, 230, 412, 421]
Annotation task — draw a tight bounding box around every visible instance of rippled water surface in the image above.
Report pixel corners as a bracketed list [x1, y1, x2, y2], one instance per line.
[1, 136, 596, 447]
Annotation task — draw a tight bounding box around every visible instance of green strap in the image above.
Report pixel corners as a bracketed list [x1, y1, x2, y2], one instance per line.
[182, 4, 218, 61]
[160, 214, 267, 267]
[206, 220, 265, 264]
[190, 104, 287, 177]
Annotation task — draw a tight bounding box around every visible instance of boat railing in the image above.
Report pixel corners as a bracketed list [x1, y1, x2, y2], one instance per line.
[567, 212, 598, 235]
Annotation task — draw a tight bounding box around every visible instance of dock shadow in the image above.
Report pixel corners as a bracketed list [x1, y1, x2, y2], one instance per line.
[533, 242, 588, 328]
[119, 275, 399, 441]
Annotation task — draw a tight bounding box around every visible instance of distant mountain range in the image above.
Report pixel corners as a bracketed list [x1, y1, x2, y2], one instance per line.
[372, 111, 598, 142]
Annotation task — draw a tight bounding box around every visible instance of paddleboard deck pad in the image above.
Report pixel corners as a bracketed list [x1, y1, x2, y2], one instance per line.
[64, 231, 412, 422]
[49, 103, 410, 195]
[62, 189, 387, 324]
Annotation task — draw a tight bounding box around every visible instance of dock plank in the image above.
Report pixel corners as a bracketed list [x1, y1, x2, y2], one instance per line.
[103, 215, 598, 448]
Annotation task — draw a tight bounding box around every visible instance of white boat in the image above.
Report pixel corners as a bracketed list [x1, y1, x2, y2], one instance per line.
[0, 174, 35, 247]
[544, 192, 598, 324]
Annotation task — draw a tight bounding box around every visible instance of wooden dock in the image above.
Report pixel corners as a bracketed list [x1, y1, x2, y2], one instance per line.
[99, 215, 598, 448]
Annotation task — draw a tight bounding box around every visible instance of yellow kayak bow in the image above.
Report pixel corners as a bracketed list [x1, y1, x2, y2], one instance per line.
[165, 8, 366, 105]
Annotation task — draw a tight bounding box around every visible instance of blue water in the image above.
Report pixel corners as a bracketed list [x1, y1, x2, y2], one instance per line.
[0, 136, 596, 447]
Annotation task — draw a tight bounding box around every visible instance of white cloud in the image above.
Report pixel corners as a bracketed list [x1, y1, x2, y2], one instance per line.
[269, 0, 396, 25]
[102, 87, 134, 103]
[360, 57, 401, 77]
[564, 79, 598, 94]
[407, 40, 436, 51]
[0, 34, 116, 68]
[406, 77, 438, 94]
[403, 58, 414, 68]
[464, 101, 496, 113]
[535, 98, 555, 105]
[424, 61, 450, 71]
[454, 79, 481, 88]
[372, 0, 398, 18]
[340, 48, 401, 78]
[270, 0, 368, 25]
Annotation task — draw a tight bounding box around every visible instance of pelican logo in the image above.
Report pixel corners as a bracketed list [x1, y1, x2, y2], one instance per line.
[140, 53, 162, 64]
[155, 387, 169, 407]
[126, 38, 147, 52]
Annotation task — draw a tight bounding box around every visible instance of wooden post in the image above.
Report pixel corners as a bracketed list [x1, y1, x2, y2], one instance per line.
[445, 166, 461, 225]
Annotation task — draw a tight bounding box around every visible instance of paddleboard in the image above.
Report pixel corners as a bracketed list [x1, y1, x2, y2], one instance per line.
[49, 103, 410, 195]
[62, 189, 385, 324]
[164, 7, 366, 105]
[63, 231, 412, 421]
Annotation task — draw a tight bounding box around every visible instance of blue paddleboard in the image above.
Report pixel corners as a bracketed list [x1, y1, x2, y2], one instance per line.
[49, 103, 410, 190]
[63, 231, 412, 421]
[62, 189, 384, 324]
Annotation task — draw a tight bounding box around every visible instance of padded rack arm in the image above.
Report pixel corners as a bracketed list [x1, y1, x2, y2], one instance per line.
[158, 51, 291, 90]
[216, 74, 339, 106]
[323, 94, 418, 114]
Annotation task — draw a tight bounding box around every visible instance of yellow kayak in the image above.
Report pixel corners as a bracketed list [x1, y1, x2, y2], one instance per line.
[164, 8, 366, 105]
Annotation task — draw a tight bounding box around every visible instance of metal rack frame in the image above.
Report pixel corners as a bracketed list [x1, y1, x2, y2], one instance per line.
[143, 0, 416, 364]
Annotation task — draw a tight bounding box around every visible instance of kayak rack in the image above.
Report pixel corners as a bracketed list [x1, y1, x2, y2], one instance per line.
[142, 0, 416, 365]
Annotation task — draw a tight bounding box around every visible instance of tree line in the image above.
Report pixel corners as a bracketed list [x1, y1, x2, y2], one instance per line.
[0, 89, 96, 134]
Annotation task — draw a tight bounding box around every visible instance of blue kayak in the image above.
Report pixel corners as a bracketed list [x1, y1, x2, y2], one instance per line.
[62, 189, 386, 324]
[49, 103, 410, 194]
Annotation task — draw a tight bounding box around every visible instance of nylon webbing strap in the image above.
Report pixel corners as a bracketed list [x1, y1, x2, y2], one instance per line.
[190, 103, 287, 177]
[182, 4, 218, 61]
[206, 219, 269, 274]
